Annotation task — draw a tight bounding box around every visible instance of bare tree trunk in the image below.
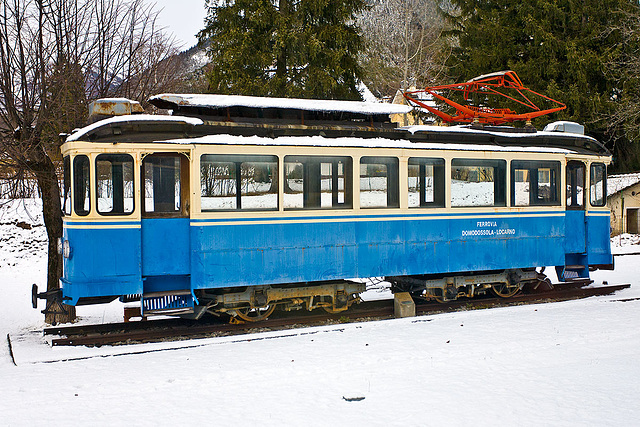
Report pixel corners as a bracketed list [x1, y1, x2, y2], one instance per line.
[31, 152, 76, 323]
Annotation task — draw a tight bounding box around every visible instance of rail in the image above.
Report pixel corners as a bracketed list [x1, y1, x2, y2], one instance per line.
[45, 282, 630, 347]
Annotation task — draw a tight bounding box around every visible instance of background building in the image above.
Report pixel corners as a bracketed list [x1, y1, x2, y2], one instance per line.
[608, 173, 640, 235]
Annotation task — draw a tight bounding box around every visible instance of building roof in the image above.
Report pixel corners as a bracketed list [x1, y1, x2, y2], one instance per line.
[608, 172, 640, 197]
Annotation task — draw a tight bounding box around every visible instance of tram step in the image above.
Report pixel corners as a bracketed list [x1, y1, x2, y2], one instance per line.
[565, 265, 586, 270]
[142, 290, 194, 316]
[562, 270, 580, 279]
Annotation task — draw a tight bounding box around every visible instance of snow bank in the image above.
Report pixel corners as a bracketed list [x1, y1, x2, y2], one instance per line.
[1, 199, 639, 426]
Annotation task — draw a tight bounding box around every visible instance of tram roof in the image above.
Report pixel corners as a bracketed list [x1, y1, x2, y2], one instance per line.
[66, 114, 609, 156]
[148, 93, 413, 116]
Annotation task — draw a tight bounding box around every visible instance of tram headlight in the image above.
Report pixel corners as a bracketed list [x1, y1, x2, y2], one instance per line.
[62, 239, 72, 259]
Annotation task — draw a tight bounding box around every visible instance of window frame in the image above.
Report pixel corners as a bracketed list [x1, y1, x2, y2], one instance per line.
[510, 160, 561, 207]
[95, 153, 135, 216]
[200, 154, 279, 212]
[408, 157, 445, 208]
[73, 155, 91, 216]
[589, 162, 607, 207]
[451, 158, 507, 208]
[63, 156, 71, 216]
[566, 160, 586, 210]
[283, 155, 353, 210]
[359, 156, 400, 209]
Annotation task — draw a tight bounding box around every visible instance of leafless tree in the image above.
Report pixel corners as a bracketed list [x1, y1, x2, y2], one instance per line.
[358, 0, 450, 99]
[606, 7, 640, 172]
[0, 0, 181, 323]
[84, 0, 183, 103]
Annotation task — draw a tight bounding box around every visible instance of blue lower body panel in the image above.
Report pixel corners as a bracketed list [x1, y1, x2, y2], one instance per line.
[190, 213, 568, 290]
[142, 218, 190, 276]
[586, 214, 613, 266]
[62, 223, 142, 304]
[61, 211, 612, 304]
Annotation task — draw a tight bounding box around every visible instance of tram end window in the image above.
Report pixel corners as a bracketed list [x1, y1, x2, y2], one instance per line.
[96, 154, 134, 215]
[201, 154, 278, 211]
[360, 156, 399, 208]
[408, 158, 445, 208]
[590, 163, 606, 207]
[511, 161, 560, 207]
[63, 156, 71, 216]
[451, 159, 506, 207]
[284, 155, 352, 210]
[73, 155, 91, 216]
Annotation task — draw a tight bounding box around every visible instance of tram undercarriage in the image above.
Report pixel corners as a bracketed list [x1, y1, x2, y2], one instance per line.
[387, 268, 551, 303]
[194, 281, 365, 322]
[186, 268, 551, 322]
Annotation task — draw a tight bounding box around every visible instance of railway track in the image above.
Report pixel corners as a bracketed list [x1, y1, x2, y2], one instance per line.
[45, 281, 630, 347]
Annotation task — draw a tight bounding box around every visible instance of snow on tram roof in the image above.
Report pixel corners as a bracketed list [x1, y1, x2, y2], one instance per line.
[67, 114, 204, 141]
[149, 93, 413, 115]
[66, 114, 603, 155]
[158, 132, 577, 154]
[405, 124, 599, 141]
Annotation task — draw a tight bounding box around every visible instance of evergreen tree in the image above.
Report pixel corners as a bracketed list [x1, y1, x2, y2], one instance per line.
[442, 0, 634, 138]
[198, 0, 366, 100]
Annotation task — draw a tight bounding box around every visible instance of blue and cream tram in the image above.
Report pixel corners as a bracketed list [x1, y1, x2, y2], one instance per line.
[53, 94, 612, 321]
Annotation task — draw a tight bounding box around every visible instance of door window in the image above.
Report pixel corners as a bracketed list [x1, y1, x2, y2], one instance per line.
[143, 153, 189, 216]
[566, 161, 585, 209]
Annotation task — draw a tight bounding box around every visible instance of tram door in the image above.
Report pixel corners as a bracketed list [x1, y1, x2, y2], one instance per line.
[140, 153, 191, 293]
[565, 161, 586, 254]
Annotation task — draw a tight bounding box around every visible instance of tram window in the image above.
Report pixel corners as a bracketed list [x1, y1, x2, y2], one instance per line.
[143, 154, 187, 215]
[408, 158, 445, 208]
[63, 156, 71, 216]
[566, 161, 585, 209]
[96, 154, 134, 215]
[201, 155, 278, 211]
[360, 157, 399, 208]
[451, 159, 506, 207]
[590, 163, 606, 207]
[284, 156, 352, 210]
[73, 155, 90, 216]
[511, 161, 560, 206]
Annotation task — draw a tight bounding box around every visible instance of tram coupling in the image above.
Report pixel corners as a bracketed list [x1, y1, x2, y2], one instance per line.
[31, 284, 72, 326]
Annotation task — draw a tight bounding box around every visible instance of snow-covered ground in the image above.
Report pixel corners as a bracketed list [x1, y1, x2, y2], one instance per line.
[1, 199, 639, 426]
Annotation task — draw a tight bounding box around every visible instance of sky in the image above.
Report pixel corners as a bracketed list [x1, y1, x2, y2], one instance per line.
[152, 0, 208, 49]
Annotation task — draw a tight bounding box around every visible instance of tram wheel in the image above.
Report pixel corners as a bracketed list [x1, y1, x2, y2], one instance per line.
[490, 283, 520, 298]
[234, 305, 276, 322]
